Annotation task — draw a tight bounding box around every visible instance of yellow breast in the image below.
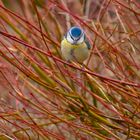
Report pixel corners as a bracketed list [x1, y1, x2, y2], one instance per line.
[61, 38, 89, 63]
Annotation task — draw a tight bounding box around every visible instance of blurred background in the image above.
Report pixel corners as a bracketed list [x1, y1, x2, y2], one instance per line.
[0, 0, 140, 139]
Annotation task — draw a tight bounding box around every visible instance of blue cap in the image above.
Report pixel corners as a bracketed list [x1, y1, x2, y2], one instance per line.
[69, 26, 83, 38]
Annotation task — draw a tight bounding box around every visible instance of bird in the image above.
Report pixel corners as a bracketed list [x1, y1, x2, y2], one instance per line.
[61, 26, 90, 64]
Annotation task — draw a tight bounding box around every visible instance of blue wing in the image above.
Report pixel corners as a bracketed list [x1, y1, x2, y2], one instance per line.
[84, 35, 91, 50]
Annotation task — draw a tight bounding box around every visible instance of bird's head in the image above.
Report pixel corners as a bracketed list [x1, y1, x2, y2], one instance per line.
[66, 26, 85, 44]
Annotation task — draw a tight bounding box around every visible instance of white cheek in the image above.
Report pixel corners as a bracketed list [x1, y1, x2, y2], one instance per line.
[67, 34, 74, 44]
[77, 35, 84, 44]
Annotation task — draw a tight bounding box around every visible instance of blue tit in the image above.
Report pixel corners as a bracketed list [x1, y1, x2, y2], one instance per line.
[61, 26, 91, 64]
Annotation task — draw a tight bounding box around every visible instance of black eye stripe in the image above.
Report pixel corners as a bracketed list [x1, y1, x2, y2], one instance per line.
[69, 32, 84, 41]
[70, 34, 75, 40]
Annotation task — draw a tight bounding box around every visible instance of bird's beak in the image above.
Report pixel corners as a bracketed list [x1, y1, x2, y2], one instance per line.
[72, 39, 79, 45]
[72, 41, 76, 45]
